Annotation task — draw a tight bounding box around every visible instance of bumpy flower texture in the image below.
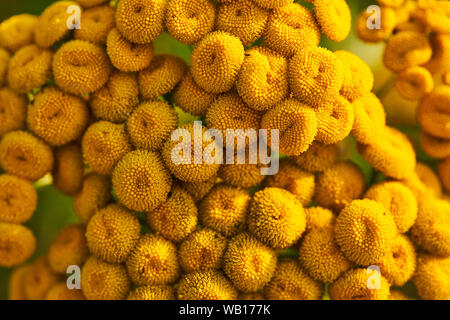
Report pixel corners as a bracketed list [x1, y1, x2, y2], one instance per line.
[1, 0, 450, 301]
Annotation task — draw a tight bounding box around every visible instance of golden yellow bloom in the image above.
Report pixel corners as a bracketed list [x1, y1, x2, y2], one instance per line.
[0, 14, 37, 52]
[76, 0, 109, 8]
[74, 173, 112, 224]
[217, 0, 268, 46]
[413, 254, 450, 300]
[424, 34, 450, 74]
[27, 86, 89, 147]
[299, 227, 353, 283]
[0, 48, 9, 86]
[190, 31, 245, 94]
[395, 66, 434, 100]
[90, 71, 139, 123]
[383, 31, 432, 73]
[420, 131, 450, 159]
[0, 130, 54, 181]
[248, 187, 306, 249]
[415, 162, 443, 197]
[378, 0, 404, 7]
[127, 285, 175, 300]
[178, 228, 227, 273]
[263, 3, 320, 57]
[261, 98, 318, 156]
[224, 233, 277, 292]
[443, 70, 450, 86]
[126, 234, 180, 286]
[53, 40, 112, 95]
[411, 197, 450, 257]
[166, 0, 216, 44]
[251, 0, 292, 9]
[356, 6, 396, 43]
[147, 186, 198, 243]
[106, 28, 154, 72]
[335, 199, 398, 266]
[389, 290, 409, 300]
[0, 88, 27, 137]
[126, 100, 178, 151]
[8, 45, 53, 94]
[115, 0, 167, 44]
[439, 158, 450, 193]
[86, 204, 141, 263]
[82, 121, 132, 175]
[171, 71, 217, 116]
[236, 46, 289, 112]
[0, 174, 36, 224]
[305, 206, 336, 232]
[315, 160, 365, 212]
[81, 256, 131, 300]
[288, 47, 345, 104]
[358, 126, 416, 180]
[292, 142, 339, 173]
[74, 5, 115, 45]
[351, 92, 386, 145]
[424, 1, 450, 33]
[179, 175, 217, 202]
[33, 1, 78, 48]
[263, 158, 315, 206]
[24, 257, 61, 300]
[314, 95, 354, 145]
[365, 181, 418, 233]
[177, 270, 238, 300]
[376, 234, 416, 286]
[53, 144, 84, 196]
[336, 50, 374, 101]
[264, 260, 324, 300]
[112, 150, 173, 212]
[0, 223, 36, 268]
[329, 268, 390, 300]
[314, 0, 351, 42]
[219, 160, 266, 189]
[45, 283, 85, 300]
[48, 224, 89, 274]
[162, 123, 221, 183]
[8, 264, 32, 300]
[418, 86, 450, 139]
[199, 184, 249, 237]
[139, 54, 187, 100]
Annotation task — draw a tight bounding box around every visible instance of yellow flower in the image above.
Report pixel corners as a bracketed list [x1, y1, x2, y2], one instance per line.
[0, 88, 27, 137]
[179, 175, 217, 202]
[8, 264, 32, 300]
[0, 14, 37, 52]
[413, 254, 450, 300]
[127, 285, 175, 300]
[45, 283, 85, 300]
[351, 92, 386, 145]
[74, 5, 115, 45]
[304, 206, 336, 232]
[53, 144, 84, 196]
[292, 142, 339, 173]
[177, 270, 238, 300]
[356, 6, 396, 43]
[24, 257, 61, 300]
[0, 223, 36, 268]
[313, 0, 351, 42]
[418, 86, 450, 140]
[420, 131, 450, 159]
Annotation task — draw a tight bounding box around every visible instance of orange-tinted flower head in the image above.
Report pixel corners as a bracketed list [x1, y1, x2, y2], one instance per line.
[0, 14, 37, 52]
[314, 0, 351, 42]
[177, 270, 238, 300]
[0, 88, 27, 137]
[0, 223, 36, 268]
[53, 143, 84, 196]
[74, 5, 115, 45]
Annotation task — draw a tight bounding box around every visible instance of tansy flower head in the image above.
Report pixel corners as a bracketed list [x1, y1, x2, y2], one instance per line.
[356, 6, 396, 43]
[8, 265, 32, 300]
[0, 130, 54, 181]
[115, 0, 167, 44]
[190, 31, 245, 94]
[53, 143, 84, 196]
[146, 185, 198, 243]
[48, 224, 89, 274]
[199, 184, 250, 237]
[74, 5, 115, 45]
[299, 227, 353, 283]
[74, 173, 112, 224]
[351, 92, 386, 145]
[251, 0, 293, 10]
[236, 46, 289, 112]
[90, 71, 139, 123]
[0, 174, 36, 224]
[112, 150, 173, 212]
[261, 98, 318, 156]
[53, 40, 112, 95]
[329, 268, 390, 300]
[0, 14, 37, 52]
[27, 86, 89, 147]
[264, 260, 324, 300]
[313, 0, 351, 42]
[292, 142, 339, 173]
[395, 66, 434, 101]
[81, 256, 131, 300]
[424, 34, 450, 74]
[248, 187, 306, 249]
[179, 175, 217, 202]
[305, 206, 336, 232]
[413, 254, 450, 300]
[418, 86, 450, 140]
[126, 100, 178, 151]
[335, 199, 398, 266]
[178, 228, 227, 273]
[263, 3, 320, 57]
[139, 54, 187, 100]
[46, 283, 85, 300]
[364, 181, 418, 233]
[177, 270, 238, 300]
[438, 158, 450, 193]
[82, 121, 132, 175]
[24, 257, 60, 300]
[0, 223, 36, 268]
[424, 1, 450, 34]
[420, 131, 450, 159]
[315, 160, 365, 212]
[8, 45, 53, 94]
[106, 28, 154, 72]
[127, 285, 175, 300]
[401, 162, 443, 199]
[219, 157, 266, 189]
[0, 88, 27, 137]
[86, 204, 141, 264]
[126, 234, 180, 286]
[224, 233, 277, 293]
[165, 0, 216, 45]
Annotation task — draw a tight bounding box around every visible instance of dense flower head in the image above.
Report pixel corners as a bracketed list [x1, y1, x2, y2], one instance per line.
[74, 5, 115, 45]
[0, 223, 36, 268]
[413, 254, 450, 300]
[179, 175, 217, 202]
[0, 88, 27, 137]
[420, 131, 450, 159]
[351, 92, 386, 145]
[219, 160, 266, 189]
[0, 48, 9, 86]
[45, 283, 85, 300]
[395, 66, 434, 100]
[0, 174, 37, 224]
[292, 142, 339, 173]
[313, 0, 351, 42]
[251, 0, 293, 10]
[24, 257, 60, 300]
[53, 143, 84, 196]
[0, 14, 37, 52]
[127, 285, 175, 300]
[177, 270, 238, 300]
[418, 86, 450, 140]
[305, 206, 336, 232]
[8, 265, 32, 300]
[424, 34, 450, 74]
